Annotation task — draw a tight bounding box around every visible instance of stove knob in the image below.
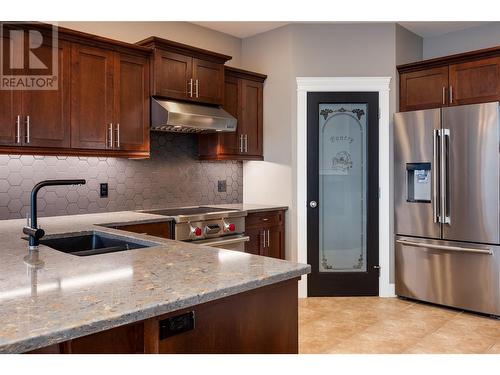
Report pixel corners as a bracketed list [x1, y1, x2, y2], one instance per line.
[223, 221, 236, 232]
[191, 226, 203, 237]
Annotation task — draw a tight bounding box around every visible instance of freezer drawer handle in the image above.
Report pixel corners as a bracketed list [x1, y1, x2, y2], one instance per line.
[396, 239, 492, 255]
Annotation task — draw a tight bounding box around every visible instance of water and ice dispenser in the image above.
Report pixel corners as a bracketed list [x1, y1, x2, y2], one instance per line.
[406, 163, 431, 203]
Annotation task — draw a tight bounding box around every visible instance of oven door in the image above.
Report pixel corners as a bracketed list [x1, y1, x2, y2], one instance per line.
[194, 235, 250, 252]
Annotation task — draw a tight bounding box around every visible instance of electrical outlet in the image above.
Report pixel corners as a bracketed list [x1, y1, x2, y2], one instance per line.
[100, 183, 108, 198]
[218, 180, 227, 192]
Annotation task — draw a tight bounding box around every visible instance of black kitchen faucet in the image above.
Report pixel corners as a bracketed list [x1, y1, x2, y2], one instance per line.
[23, 179, 86, 250]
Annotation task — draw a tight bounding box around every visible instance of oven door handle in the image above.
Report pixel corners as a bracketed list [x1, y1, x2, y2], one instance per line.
[199, 236, 250, 247]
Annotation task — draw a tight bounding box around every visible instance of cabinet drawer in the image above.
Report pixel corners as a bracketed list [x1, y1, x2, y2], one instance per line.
[246, 210, 284, 228]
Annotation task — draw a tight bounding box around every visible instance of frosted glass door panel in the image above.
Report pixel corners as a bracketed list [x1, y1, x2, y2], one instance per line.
[318, 104, 367, 272]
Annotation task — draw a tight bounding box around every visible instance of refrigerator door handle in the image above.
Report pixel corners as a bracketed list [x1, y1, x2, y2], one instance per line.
[433, 129, 441, 223]
[396, 239, 492, 255]
[441, 128, 451, 224]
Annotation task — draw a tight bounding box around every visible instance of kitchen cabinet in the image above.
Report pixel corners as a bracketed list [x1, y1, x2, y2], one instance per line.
[27, 279, 298, 354]
[245, 209, 285, 260]
[0, 23, 151, 158]
[137, 37, 230, 105]
[198, 67, 266, 161]
[449, 57, 500, 106]
[103, 220, 173, 239]
[398, 46, 500, 111]
[0, 36, 70, 148]
[70, 44, 114, 150]
[399, 67, 449, 111]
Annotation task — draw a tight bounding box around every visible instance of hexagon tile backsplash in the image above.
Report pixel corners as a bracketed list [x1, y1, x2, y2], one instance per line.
[0, 132, 243, 220]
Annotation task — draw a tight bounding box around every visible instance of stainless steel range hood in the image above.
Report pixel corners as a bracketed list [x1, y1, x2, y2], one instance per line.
[151, 98, 237, 133]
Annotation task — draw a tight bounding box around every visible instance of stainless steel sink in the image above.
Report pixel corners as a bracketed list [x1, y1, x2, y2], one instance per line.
[26, 231, 158, 257]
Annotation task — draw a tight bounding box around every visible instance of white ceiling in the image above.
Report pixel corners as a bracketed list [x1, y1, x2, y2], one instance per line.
[191, 21, 492, 39]
[398, 22, 490, 38]
[192, 22, 288, 38]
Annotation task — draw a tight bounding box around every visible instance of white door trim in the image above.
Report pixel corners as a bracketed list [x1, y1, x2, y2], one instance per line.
[296, 77, 394, 298]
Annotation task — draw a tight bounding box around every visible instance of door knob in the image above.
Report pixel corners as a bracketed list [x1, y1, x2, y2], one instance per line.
[309, 201, 318, 208]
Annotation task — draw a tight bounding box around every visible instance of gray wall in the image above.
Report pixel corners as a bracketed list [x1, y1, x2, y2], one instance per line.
[423, 22, 500, 59]
[56, 21, 243, 67]
[241, 22, 422, 281]
[0, 133, 242, 220]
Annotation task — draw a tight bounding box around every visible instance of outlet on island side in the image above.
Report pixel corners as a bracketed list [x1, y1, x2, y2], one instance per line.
[100, 183, 108, 198]
[218, 180, 227, 193]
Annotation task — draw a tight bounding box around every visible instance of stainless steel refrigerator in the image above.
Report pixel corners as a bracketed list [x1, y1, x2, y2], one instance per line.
[394, 102, 500, 316]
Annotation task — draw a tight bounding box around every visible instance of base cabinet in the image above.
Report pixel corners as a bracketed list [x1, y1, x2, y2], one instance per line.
[27, 279, 298, 354]
[245, 210, 286, 260]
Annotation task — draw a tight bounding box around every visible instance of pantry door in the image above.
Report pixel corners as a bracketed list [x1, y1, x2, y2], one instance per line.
[307, 92, 379, 296]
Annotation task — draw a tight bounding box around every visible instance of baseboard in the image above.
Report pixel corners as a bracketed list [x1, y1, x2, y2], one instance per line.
[379, 282, 396, 297]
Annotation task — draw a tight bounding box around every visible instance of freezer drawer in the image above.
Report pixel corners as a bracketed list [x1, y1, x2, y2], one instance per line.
[395, 236, 500, 316]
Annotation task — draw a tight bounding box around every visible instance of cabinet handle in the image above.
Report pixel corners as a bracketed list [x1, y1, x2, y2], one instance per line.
[449, 85, 453, 104]
[115, 123, 120, 148]
[195, 79, 199, 98]
[442, 86, 446, 105]
[267, 229, 270, 247]
[25, 115, 30, 144]
[107, 123, 113, 148]
[188, 78, 193, 98]
[244, 134, 248, 153]
[16, 115, 21, 143]
[261, 230, 266, 248]
[239, 134, 243, 153]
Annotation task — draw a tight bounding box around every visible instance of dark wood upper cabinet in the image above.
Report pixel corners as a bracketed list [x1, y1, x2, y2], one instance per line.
[70, 44, 114, 150]
[449, 57, 500, 106]
[136, 37, 231, 106]
[0, 23, 151, 158]
[153, 50, 192, 100]
[198, 67, 266, 161]
[192, 58, 224, 105]
[21, 41, 71, 148]
[398, 45, 500, 111]
[399, 67, 449, 111]
[0, 87, 21, 146]
[114, 52, 150, 152]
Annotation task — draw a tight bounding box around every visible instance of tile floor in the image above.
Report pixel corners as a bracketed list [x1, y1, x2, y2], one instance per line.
[299, 297, 500, 354]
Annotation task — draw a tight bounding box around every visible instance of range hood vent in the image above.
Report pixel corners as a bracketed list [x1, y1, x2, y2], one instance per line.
[151, 98, 237, 133]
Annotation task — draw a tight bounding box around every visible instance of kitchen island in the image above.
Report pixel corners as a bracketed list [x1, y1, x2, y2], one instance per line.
[0, 211, 309, 354]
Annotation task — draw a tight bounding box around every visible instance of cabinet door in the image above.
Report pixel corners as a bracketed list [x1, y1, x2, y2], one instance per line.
[261, 226, 284, 260]
[21, 41, 70, 148]
[192, 58, 224, 105]
[399, 67, 449, 111]
[0, 34, 22, 146]
[154, 50, 192, 100]
[245, 227, 262, 255]
[114, 53, 150, 152]
[449, 57, 500, 106]
[241, 79, 263, 156]
[71, 44, 114, 149]
[0, 89, 21, 146]
[219, 75, 242, 155]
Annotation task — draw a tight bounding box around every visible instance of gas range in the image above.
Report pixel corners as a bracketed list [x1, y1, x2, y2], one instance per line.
[140, 207, 248, 248]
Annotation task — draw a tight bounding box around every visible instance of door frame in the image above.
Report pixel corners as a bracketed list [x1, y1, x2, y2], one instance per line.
[296, 77, 394, 298]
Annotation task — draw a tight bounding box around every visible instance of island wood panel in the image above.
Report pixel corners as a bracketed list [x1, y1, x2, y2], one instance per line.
[144, 278, 298, 354]
[449, 57, 500, 106]
[27, 279, 298, 354]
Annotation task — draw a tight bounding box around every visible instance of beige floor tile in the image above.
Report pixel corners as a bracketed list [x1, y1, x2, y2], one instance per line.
[299, 296, 499, 354]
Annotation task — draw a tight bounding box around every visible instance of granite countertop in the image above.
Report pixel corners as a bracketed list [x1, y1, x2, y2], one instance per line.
[0, 210, 309, 353]
[202, 203, 288, 213]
